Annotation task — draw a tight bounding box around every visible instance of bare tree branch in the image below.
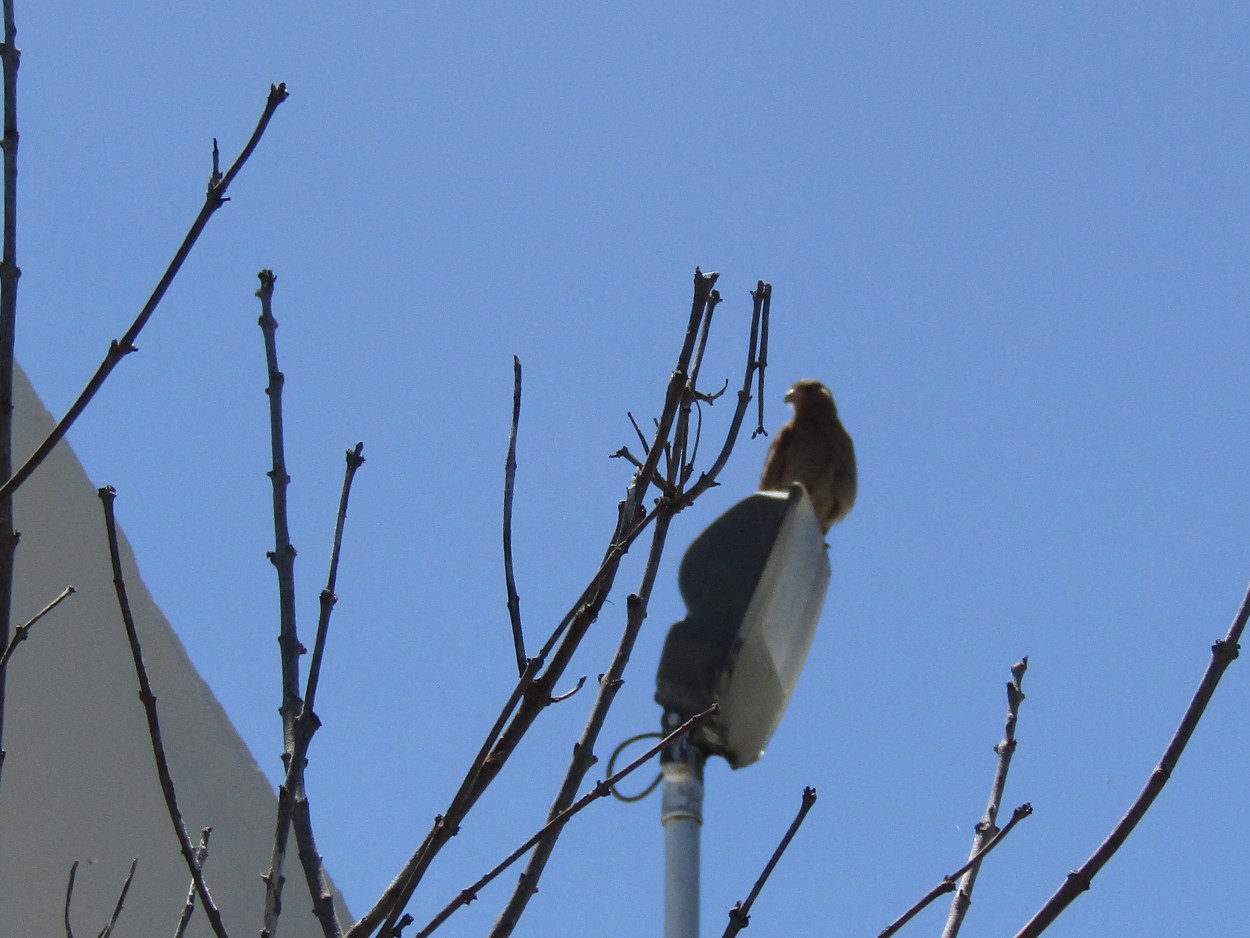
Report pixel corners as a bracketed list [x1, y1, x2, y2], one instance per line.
[61, 856, 142, 938]
[258, 265, 302, 937]
[1013, 582, 1250, 937]
[96, 486, 227, 938]
[304, 441, 365, 717]
[671, 287, 721, 485]
[0, 0, 20, 799]
[880, 804, 1032, 938]
[286, 441, 366, 937]
[415, 707, 715, 938]
[942, 657, 1029, 938]
[0, 584, 74, 676]
[347, 656, 541, 938]
[502, 355, 526, 674]
[722, 786, 818, 937]
[489, 270, 766, 935]
[173, 828, 212, 938]
[256, 273, 355, 938]
[673, 280, 770, 511]
[548, 675, 586, 704]
[0, 82, 288, 505]
[687, 288, 720, 395]
[490, 512, 679, 935]
[357, 269, 745, 937]
[63, 861, 77, 938]
[96, 856, 139, 938]
[292, 797, 341, 938]
[256, 268, 302, 735]
[751, 281, 770, 438]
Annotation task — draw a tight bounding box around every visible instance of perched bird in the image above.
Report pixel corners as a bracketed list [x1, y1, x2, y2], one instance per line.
[759, 379, 857, 531]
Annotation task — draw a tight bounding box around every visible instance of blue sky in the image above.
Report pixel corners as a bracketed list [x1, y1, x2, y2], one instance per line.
[13, 5, 1250, 936]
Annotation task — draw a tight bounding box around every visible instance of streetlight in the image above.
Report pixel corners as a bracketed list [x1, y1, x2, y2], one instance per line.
[654, 483, 831, 938]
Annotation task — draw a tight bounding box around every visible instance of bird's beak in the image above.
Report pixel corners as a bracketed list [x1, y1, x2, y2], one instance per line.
[783, 388, 796, 404]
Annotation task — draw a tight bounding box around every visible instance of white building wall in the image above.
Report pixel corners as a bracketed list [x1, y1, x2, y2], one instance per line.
[0, 364, 346, 936]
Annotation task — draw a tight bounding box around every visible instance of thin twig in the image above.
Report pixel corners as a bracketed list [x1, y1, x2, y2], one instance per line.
[256, 274, 352, 938]
[0, 83, 288, 504]
[502, 355, 526, 674]
[548, 674, 586, 704]
[1013, 582, 1250, 938]
[414, 707, 716, 938]
[64, 861, 78, 938]
[174, 828, 212, 938]
[753, 281, 770, 437]
[942, 658, 1029, 938]
[96, 487, 227, 938]
[609, 446, 677, 497]
[287, 442, 365, 938]
[0, 0, 21, 800]
[687, 288, 720, 393]
[257, 268, 303, 726]
[671, 287, 721, 486]
[258, 266, 302, 937]
[880, 804, 1032, 938]
[673, 280, 769, 512]
[96, 857, 139, 938]
[627, 411, 650, 454]
[611, 446, 644, 470]
[722, 786, 819, 937]
[304, 441, 365, 716]
[0, 584, 75, 676]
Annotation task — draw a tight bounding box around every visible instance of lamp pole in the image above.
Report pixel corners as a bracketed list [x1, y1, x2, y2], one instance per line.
[655, 486, 831, 938]
[661, 731, 706, 938]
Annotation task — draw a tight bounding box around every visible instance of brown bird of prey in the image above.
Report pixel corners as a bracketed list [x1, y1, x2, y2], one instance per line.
[759, 379, 857, 531]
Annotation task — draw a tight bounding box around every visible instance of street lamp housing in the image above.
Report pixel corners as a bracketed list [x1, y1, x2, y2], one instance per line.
[655, 484, 831, 768]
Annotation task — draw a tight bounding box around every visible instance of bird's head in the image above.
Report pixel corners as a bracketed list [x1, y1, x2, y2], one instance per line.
[784, 379, 836, 415]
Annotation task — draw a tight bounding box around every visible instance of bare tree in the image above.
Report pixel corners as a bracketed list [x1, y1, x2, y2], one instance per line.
[0, 4, 1245, 937]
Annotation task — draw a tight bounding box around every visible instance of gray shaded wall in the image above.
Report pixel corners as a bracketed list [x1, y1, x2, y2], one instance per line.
[0, 364, 346, 936]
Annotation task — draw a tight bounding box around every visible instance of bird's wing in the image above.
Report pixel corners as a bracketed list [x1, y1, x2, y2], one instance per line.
[759, 423, 794, 490]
